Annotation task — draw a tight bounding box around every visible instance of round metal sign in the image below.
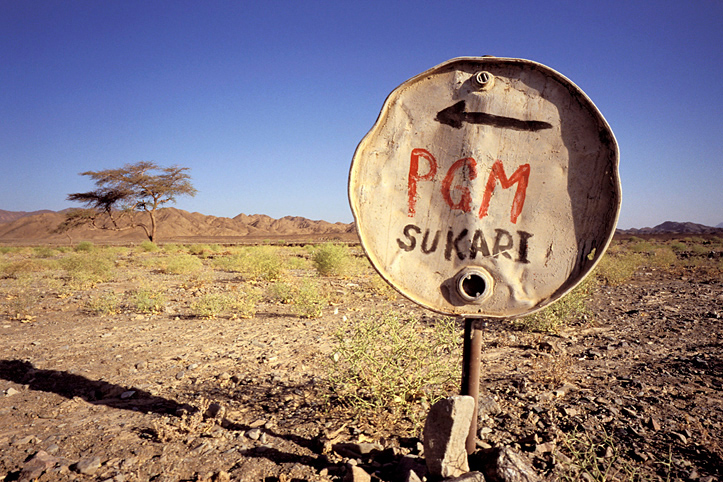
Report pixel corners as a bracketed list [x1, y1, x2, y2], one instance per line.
[349, 57, 621, 318]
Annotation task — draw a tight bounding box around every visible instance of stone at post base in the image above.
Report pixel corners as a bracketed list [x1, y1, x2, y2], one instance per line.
[423, 395, 475, 478]
[472, 447, 541, 482]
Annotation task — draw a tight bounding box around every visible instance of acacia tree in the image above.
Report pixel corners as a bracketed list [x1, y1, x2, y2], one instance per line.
[61, 161, 197, 242]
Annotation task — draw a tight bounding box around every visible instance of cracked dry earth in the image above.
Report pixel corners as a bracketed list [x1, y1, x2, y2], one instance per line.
[1, 257, 722, 481]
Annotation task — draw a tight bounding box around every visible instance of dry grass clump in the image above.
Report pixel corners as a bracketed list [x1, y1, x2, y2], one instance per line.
[161, 254, 204, 275]
[213, 246, 285, 281]
[139, 240, 160, 252]
[327, 311, 460, 417]
[191, 288, 260, 319]
[59, 251, 115, 288]
[131, 286, 167, 314]
[85, 292, 122, 315]
[292, 279, 328, 318]
[1, 258, 55, 278]
[311, 242, 353, 277]
[515, 276, 596, 333]
[595, 252, 645, 287]
[554, 427, 671, 481]
[268, 281, 294, 304]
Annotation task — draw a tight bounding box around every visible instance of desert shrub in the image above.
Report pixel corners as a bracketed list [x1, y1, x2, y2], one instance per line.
[293, 280, 327, 318]
[286, 250, 312, 270]
[244, 246, 284, 280]
[75, 241, 95, 252]
[0, 246, 19, 255]
[191, 288, 260, 319]
[215, 246, 284, 281]
[2, 259, 54, 277]
[131, 287, 166, 313]
[595, 252, 645, 286]
[162, 254, 203, 275]
[312, 242, 352, 277]
[188, 244, 220, 258]
[86, 292, 121, 315]
[669, 241, 687, 252]
[650, 246, 678, 270]
[33, 247, 57, 258]
[515, 276, 595, 333]
[229, 287, 261, 318]
[162, 243, 184, 254]
[327, 312, 460, 413]
[268, 281, 294, 304]
[191, 293, 229, 319]
[628, 238, 656, 255]
[3, 278, 37, 321]
[689, 243, 711, 256]
[59, 252, 114, 288]
[139, 240, 159, 252]
[554, 428, 665, 481]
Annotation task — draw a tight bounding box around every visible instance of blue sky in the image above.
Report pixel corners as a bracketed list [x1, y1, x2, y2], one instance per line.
[1, 1, 721, 228]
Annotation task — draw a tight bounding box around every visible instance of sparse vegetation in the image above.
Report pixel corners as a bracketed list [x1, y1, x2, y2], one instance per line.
[327, 311, 460, 418]
[131, 286, 167, 314]
[0, 236, 721, 480]
[162, 254, 204, 275]
[85, 291, 122, 315]
[214, 246, 285, 281]
[555, 428, 671, 481]
[268, 281, 294, 304]
[515, 276, 595, 333]
[291, 279, 327, 318]
[140, 240, 159, 252]
[75, 240, 95, 252]
[312, 242, 352, 277]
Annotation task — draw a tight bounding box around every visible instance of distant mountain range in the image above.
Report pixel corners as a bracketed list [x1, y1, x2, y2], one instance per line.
[1, 209, 721, 243]
[617, 221, 723, 235]
[0, 209, 56, 224]
[0, 208, 356, 243]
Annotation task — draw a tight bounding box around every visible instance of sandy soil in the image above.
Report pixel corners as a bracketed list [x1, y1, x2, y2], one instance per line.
[0, 244, 721, 481]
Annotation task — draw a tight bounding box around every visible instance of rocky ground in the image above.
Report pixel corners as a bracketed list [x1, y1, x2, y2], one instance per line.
[0, 244, 721, 481]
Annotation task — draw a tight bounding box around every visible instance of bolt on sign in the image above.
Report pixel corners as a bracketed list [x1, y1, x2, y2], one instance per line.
[349, 57, 621, 318]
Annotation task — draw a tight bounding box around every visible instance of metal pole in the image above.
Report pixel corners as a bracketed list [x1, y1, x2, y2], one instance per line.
[460, 317, 483, 454]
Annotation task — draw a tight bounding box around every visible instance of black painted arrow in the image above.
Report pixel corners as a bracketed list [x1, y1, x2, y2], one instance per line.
[435, 100, 552, 131]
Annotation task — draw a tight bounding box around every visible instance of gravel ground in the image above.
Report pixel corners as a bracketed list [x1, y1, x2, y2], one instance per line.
[0, 244, 721, 481]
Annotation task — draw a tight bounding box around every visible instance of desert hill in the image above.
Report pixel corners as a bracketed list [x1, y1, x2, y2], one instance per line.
[618, 221, 723, 236]
[0, 208, 356, 244]
[0, 209, 55, 224]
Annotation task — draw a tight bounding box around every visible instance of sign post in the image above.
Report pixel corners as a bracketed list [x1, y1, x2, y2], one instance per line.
[349, 56, 621, 453]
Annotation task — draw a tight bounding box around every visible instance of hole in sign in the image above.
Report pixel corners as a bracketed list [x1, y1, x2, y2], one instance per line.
[455, 267, 494, 303]
[474, 71, 495, 90]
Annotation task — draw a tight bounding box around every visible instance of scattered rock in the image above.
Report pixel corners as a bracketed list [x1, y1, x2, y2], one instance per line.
[214, 470, 231, 482]
[19, 450, 59, 482]
[448, 472, 486, 482]
[120, 390, 136, 399]
[74, 455, 102, 475]
[205, 402, 225, 420]
[5, 387, 20, 397]
[396, 455, 427, 482]
[344, 465, 371, 482]
[479, 447, 540, 482]
[478, 392, 502, 417]
[424, 395, 474, 478]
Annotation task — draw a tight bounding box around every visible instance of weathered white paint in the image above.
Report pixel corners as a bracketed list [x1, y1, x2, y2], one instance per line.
[349, 57, 621, 318]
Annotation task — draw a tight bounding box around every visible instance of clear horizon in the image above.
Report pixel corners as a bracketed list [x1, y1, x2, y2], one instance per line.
[1, 1, 721, 229]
